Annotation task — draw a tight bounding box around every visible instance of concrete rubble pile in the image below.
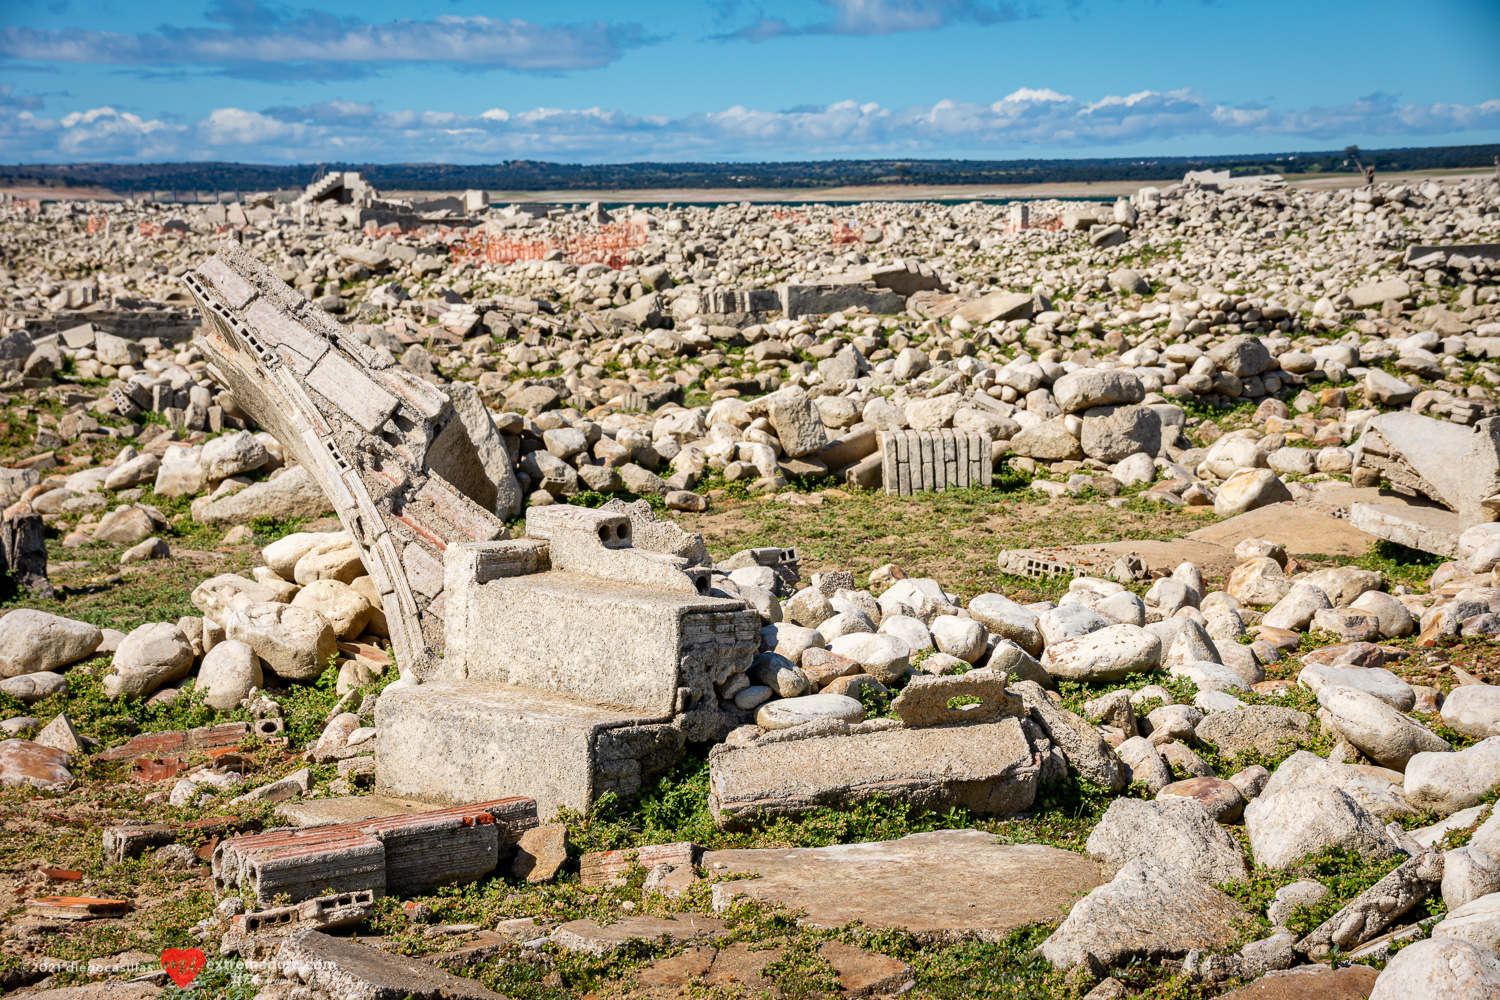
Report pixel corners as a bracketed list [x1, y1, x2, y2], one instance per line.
[4, 174, 1500, 523]
[0, 168, 1499, 998]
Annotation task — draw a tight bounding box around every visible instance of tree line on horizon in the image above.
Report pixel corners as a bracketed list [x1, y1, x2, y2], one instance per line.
[3, 143, 1496, 194]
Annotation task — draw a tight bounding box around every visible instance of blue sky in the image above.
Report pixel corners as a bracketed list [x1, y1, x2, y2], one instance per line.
[2, 0, 1498, 164]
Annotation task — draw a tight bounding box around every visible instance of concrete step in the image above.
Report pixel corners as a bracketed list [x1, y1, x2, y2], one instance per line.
[375, 681, 686, 819]
[1350, 502, 1463, 557]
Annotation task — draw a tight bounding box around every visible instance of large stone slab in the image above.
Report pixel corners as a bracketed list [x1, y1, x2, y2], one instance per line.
[702, 829, 1101, 942]
[276, 928, 504, 1000]
[706, 719, 1041, 826]
[956, 290, 1035, 325]
[1349, 501, 1462, 557]
[1354, 412, 1500, 526]
[1187, 504, 1380, 558]
[1213, 964, 1379, 999]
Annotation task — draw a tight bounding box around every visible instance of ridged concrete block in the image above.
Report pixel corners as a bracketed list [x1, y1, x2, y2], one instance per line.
[880, 429, 991, 495]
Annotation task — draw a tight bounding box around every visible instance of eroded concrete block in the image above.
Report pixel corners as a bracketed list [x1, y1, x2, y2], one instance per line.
[223, 889, 377, 958]
[778, 281, 906, 319]
[375, 681, 684, 816]
[707, 717, 1041, 826]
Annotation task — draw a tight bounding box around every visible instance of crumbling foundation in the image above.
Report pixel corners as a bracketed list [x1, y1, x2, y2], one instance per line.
[187, 247, 758, 815]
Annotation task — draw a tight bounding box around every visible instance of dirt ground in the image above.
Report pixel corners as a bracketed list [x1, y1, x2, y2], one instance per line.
[683, 484, 1212, 604]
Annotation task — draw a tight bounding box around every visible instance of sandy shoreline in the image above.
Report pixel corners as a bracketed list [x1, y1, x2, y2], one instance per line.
[403, 168, 1494, 203]
[2, 168, 1489, 205]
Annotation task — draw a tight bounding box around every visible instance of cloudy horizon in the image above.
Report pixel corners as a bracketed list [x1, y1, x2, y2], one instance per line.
[2, 0, 1497, 165]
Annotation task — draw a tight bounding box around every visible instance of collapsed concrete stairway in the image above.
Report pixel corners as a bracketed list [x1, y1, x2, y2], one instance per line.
[185, 243, 506, 678]
[186, 246, 759, 818]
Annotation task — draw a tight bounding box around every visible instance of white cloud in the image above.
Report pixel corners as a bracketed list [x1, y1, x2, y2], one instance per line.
[200, 108, 296, 145]
[3, 89, 1498, 163]
[9, 105, 184, 159]
[722, 0, 1023, 41]
[0, 13, 652, 79]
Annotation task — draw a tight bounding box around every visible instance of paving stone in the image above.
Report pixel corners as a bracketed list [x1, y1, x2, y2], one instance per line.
[703, 829, 1101, 942]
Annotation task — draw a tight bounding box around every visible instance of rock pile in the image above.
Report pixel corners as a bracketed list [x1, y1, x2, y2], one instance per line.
[0, 168, 1499, 997]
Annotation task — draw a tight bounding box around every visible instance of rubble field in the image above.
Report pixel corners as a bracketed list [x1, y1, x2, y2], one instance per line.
[0, 168, 1499, 999]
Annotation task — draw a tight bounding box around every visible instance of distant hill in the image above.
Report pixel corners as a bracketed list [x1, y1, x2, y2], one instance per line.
[3, 143, 1496, 195]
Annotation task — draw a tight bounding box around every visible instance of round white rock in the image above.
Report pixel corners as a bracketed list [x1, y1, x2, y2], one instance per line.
[755, 693, 866, 731]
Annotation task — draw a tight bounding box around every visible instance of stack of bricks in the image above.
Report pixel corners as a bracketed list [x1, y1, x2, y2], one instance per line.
[879, 429, 992, 495]
[212, 797, 538, 905]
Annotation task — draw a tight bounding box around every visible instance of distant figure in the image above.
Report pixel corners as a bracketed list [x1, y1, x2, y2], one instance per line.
[1494, 155, 1499, 181]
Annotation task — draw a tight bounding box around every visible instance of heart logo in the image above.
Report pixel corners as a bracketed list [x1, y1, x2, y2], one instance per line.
[161, 947, 206, 987]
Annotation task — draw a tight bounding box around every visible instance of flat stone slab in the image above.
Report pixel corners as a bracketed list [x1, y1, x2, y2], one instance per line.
[701, 829, 1102, 942]
[635, 943, 782, 995]
[276, 794, 435, 828]
[1214, 964, 1379, 999]
[1186, 504, 1379, 558]
[1349, 501, 1462, 557]
[277, 927, 504, 1000]
[550, 915, 727, 956]
[1075, 538, 1234, 575]
[820, 940, 914, 996]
